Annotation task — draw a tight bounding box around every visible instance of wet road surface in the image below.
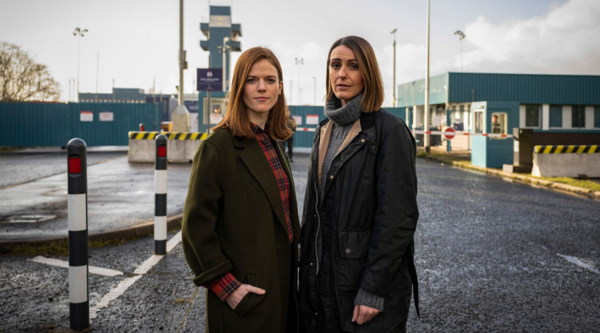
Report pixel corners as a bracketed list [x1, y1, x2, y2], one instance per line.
[0, 151, 127, 190]
[1, 154, 599, 332]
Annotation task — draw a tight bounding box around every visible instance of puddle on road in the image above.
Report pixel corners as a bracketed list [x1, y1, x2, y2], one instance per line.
[557, 253, 600, 274]
[3, 214, 58, 223]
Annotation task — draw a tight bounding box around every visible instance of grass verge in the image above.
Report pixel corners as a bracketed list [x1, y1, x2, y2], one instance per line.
[417, 152, 600, 194]
[1, 221, 182, 256]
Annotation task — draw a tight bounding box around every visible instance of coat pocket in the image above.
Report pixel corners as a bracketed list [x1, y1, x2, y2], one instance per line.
[337, 230, 371, 293]
[232, 273, 257, 317]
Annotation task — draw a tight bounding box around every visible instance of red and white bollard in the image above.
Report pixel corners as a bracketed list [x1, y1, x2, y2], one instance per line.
[154, 135, 168, 255]
[67, 138, 89, 331]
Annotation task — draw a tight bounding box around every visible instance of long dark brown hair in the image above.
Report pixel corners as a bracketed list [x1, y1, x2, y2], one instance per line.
[325, 36, 384, 113]
[213, 47, 292, 140]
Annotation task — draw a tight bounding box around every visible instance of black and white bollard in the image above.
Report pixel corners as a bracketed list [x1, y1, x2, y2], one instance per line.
[154, 135, 168, 255]
[67, 138, 89, 330]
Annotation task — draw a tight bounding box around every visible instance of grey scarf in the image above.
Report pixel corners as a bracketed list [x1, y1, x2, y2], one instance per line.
[324, 92, 363, 126]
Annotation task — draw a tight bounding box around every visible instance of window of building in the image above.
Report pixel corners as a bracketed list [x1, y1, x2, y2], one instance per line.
[571, 105, 585, 128]
[525, 105, 541, 127]
[473, 110, 484, 133]
[595, 106, 600, 128]
[491, 113, 507, 135]
[549, 105, 562, 128]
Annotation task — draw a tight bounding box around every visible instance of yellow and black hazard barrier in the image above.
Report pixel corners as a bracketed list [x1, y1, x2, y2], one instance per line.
[534, 145, 599, 154]
[128, 132, 207, 140]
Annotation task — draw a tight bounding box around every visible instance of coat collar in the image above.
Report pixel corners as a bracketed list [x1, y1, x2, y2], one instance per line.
[236, 134, 295, 241]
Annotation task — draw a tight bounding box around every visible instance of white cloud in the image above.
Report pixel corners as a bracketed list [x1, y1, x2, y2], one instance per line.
[460, 0, 600, 74]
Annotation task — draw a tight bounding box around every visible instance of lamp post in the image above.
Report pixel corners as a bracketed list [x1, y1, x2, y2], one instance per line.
[220, 37, 231, 92]
[391, 29, 397, 107]
[312, 77, 316, 105]
[73, 27, 88, 103]
[424, 0, 431, 152]
[295, 58, 303, 105]
[454, 30, 466, 72]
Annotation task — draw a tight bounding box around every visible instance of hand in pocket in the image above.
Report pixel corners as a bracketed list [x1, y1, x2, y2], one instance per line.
[226, 284, 266, 310]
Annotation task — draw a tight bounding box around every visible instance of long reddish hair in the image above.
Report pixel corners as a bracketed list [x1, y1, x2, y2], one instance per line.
[213, 47, 293, 141]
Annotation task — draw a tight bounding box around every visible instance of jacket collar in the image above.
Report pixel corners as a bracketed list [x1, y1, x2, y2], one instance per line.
[236, 134, 291, 238]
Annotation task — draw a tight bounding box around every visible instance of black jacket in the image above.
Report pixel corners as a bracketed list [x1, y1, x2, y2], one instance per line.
[298, 109, 419, 332]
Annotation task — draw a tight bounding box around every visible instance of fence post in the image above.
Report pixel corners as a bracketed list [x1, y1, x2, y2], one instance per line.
[67, 138, 89, 330]
[155, 135, 168, 255]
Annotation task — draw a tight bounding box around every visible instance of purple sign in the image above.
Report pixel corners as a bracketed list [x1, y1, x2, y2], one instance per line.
[197, 68, 223, 92]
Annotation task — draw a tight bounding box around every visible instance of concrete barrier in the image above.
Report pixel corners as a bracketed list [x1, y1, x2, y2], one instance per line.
[128, 132, 206, 163]
[532, 145, 600, 177]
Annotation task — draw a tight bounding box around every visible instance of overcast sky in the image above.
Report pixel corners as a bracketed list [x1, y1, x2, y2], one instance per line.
[2, 0, 598, 106]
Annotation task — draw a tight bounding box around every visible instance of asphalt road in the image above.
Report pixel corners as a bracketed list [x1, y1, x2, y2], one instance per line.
[0, 151, 127, 189]
[1, 154, 599, 332]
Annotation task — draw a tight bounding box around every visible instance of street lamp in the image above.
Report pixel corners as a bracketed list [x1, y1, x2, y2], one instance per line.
[295, 58, 303, 105]
[312, 77, 316, 105]
[73, 27, 88, 103]
[391, 29, 397, 107]
[454, 30, 466, 72]
[424, 0, 431, 152]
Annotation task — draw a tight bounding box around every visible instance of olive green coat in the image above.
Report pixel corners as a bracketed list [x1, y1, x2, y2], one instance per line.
[182, 128, 300, 333]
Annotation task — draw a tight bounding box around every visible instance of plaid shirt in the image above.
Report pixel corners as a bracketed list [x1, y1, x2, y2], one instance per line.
[252, 123, 293, 243]
[205, 123, 293, 301]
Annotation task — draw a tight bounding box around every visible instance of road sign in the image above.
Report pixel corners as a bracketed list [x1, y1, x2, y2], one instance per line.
[197, 68, 223, 92]
[443, 127, 456, 140]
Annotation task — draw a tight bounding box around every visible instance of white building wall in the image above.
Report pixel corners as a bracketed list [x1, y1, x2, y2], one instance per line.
[542, 104, 550, 130]
[562, 106, 572, 128]
[519, 105, 526, 128]
[585, 106, 594, 129]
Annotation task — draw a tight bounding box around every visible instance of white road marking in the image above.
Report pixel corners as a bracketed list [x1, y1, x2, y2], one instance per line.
[133, 254, 164, 275]
[92, 230, 182, 321]
[29, 256, 124, 277]
[28, 230, 183, 322]
[89, 275, 143, 320]
[557, 254, 600, 274]
[166, 230, 182, 252]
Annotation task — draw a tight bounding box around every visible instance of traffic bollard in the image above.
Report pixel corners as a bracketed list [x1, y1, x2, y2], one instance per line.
[67, 138, 89, 330]
[154, 135, 168, 255]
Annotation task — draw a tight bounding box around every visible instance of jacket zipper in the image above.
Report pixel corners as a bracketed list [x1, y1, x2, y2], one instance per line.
[313, 132, 361, 275]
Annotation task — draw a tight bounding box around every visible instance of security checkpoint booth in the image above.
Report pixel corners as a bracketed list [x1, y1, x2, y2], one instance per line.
[469, 101, 519, 168]
[396, 72, 600, 171]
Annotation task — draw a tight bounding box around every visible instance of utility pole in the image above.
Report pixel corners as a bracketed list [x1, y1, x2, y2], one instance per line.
[178, 0, 186, 107]
[172, 0, 190, 132]
[295, 58, 303, 105]
[73, 27, 88, 103]
[391, 29, 397, 107]
[95, 52, 99, 103]
[454, 30, 466, 72]
[221, 37, 231, 92]
[424, 0, 431, 152]
[312, 77, 316, 105]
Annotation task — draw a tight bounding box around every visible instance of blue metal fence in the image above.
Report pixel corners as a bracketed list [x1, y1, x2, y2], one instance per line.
[0, 102, 159, 147]
[288, 106, 407, 148]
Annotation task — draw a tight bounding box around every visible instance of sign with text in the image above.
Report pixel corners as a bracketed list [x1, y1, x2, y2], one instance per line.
[306, 114, 319, 125]
[197, 68, 223, 91]
[99, 111, 114, 122]
[80, 111, 93, 122]
[292, 115, 302, 126]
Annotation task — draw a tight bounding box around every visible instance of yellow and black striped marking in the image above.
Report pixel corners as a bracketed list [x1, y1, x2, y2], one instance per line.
[128, 132, 207, 140]
[534, 145, 599, 154]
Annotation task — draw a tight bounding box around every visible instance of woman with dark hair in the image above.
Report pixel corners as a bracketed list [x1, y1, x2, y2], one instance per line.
[298, 36, 420, 332]
[182, 46, 300, 333]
